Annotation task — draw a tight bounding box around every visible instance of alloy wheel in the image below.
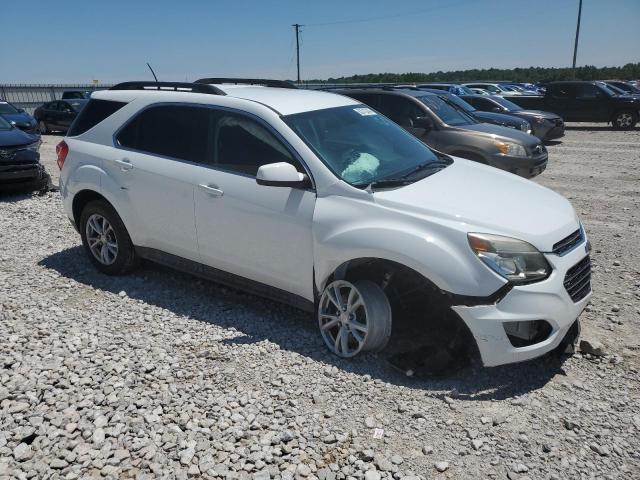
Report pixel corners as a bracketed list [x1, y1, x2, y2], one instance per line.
[85, 214, 118, 265]
[616, 113, 633, 128]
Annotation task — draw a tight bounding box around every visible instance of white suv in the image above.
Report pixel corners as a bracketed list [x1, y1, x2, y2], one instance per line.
[57, 79, 591, 367]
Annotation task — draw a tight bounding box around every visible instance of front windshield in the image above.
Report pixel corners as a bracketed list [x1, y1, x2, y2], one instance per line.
[490, 96, 523, 111]
[283, 105, 443, 186]
[0, 116, 11, 130]
[597, 82, 622, 96]
[418, 95, 475, 126]
[0, 102, 19, 115]
[451, 85, 475, 95]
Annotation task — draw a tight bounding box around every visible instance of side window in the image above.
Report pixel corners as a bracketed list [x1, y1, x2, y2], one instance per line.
[212, 111, 303, 176]
[60, 102, 74, 112]
[47, 102, 59, 111]
[378, 96, 423, 128]
[68, 99, 127, 136]
[117, 105, 208, 164]
[576, 84, 602, 99]
[551, 85, 575, 99]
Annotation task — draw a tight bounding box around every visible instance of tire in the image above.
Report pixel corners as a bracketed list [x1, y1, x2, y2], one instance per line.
[318, 279, 392, 358]
[38, 120, 49, 134]
[79, 200, 138, 275]
[612, 110, 638, 130]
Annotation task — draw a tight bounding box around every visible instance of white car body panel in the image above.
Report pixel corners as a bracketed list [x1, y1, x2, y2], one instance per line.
[59, 84, 591, 367]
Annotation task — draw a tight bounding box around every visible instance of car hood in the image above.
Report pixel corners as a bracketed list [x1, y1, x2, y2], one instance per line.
[372, 158, 579, 252]
[2, 112, 35, 126]
[461, 122, 540, 147]
[472, 111, 527, 127]
[0, 127, 38, 148]
[512, 110, 561, 120]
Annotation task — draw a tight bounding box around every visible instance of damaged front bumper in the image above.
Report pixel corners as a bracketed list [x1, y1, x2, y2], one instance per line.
[452, 242, 591, 367]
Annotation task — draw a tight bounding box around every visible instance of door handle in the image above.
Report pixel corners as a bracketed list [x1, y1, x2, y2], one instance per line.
[198, 184, 224, 197]
[114, 158, 133, 171]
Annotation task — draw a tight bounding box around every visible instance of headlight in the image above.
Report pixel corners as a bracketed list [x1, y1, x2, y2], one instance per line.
[468, 233, 551, 284]
[534, 117, 547, 124]
[520, 122, 532, 132]
[495, 141, 527, 157]
[24, 141, 40, 152]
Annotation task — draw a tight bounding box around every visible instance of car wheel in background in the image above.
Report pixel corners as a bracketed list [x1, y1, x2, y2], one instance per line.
[318, 280, 392, 357]
[612, 110, 638, 130]
[38, 120, 49, 134]
[79, 200, 138, 275]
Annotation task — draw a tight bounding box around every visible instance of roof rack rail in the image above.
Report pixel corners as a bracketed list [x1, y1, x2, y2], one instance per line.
[195, 78, 297, 89]
[109, 81, 226, 95]
[318, 85, 397, 91]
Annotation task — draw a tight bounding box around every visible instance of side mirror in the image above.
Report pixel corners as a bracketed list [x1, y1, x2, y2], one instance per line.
[18, 108, 25, 113]
[256, 162, 310, 188]
[492, 107, 503, 113]
[413, 116, 434, 131]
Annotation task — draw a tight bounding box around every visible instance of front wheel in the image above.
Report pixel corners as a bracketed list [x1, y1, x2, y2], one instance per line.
[612, 110, 638, 130]
[79, 200, 138, 275]
[318, 280, 392, 358]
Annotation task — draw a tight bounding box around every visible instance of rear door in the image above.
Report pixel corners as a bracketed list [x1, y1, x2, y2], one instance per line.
[545, 84, 576, 119]
[110, 104, 205, 260]
[59, 101, 77, 130]
[45, 102, 61, 128]
[193, 108, 315, 300]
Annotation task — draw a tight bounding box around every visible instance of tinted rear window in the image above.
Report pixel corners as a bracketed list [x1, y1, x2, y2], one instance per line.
[116, 105, 208, 164]
[68, 99, 126, 136]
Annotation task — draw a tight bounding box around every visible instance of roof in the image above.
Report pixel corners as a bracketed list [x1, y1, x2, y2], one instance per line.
[94, 83, 359, 116]
[332, 87, 438, 99]
[210, 85, 358, 115]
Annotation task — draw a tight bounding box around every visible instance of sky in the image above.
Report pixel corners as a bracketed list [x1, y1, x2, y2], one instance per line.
[2, 0, 639, 84]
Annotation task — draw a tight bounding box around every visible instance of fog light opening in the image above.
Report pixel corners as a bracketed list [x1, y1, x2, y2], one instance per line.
[503, 320, 553, 347]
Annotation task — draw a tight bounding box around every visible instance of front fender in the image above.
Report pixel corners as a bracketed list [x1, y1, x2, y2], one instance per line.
[312, 196, 506, 297]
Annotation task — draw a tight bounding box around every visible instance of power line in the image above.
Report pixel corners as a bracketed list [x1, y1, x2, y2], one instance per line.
[572, 0, 583, 77]
[292, 24, 303, 84]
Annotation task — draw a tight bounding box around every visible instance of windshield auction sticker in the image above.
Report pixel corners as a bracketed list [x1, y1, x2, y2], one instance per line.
[353, 107, 377, 116]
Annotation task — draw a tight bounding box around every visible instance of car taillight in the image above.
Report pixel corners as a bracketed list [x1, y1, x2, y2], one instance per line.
[56, 140, 68, 170]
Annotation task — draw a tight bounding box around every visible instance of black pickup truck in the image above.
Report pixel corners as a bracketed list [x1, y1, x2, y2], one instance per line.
[507, 81, 640, 129]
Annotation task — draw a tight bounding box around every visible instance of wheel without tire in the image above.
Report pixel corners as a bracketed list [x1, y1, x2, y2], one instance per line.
[612, 110, 638, 130]
[79, 200, 138, 275]
[38, 120, 49, 134]
[318, 280, 392, 358]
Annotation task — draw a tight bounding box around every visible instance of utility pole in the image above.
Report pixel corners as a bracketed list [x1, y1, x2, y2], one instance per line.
[292, 23, 302, 84]
[572, 0, 583, 78]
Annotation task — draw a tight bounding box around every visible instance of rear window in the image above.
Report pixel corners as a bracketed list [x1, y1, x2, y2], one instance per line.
[68, 99, 126, 136]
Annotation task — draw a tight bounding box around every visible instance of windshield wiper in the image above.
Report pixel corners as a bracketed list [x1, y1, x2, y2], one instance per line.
[353, 178, 413, 190]
[397, 159, 452, 179]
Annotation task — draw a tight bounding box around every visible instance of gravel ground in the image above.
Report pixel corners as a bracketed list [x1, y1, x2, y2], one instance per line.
[1, 126, 639, 479]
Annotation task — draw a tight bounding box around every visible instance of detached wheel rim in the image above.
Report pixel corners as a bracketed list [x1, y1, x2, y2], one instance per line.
[617, 113, 633, 127]
[319, 280, 371, 357]
[86, 214, 118, 265]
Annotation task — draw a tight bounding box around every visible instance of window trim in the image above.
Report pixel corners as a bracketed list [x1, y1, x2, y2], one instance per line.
[112, 102, 316, 191]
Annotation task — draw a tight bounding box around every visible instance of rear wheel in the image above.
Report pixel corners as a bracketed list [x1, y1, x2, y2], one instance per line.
[318, 280, 392, 357]
[79, 200, 138, 275]
[612, 110, 638, 130]
[38, 120, 49, 134]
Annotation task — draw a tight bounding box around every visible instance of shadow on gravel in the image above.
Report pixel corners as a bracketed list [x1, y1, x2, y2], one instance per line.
[0, 192, 37, 203]
[40, 246, 569, 401]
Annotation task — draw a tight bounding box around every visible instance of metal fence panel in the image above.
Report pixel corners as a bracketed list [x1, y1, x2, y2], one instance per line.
[0, 84, 113, 114]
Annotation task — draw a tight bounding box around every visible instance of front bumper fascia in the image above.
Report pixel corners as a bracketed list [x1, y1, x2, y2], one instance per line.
[452, 240, 591, 367]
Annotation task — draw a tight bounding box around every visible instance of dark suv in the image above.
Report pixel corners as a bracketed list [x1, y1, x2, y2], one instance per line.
[333, 88, 548, 178]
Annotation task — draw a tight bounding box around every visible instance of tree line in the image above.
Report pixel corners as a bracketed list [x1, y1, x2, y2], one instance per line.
[304, 63, 640, 84]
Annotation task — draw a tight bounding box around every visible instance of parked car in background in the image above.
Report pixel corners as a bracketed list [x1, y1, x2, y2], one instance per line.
[462, 82, 523, 96]
[470, 87, 491, 95]
[603, 80, 640, 95]
[416, 88, 532, 134]
[507, 81, 640, 129]
[416, 83, 475, 96]
[62, 91, 91, 99]
[0, 115, 49, 194]
[34, 99, 88, 134]
[461, 94, 564, 141]
[500, 83, 540, 95]
[333, 87, 547, 178]
[58, 79, 589, 367]
[0, 100, 39, 135]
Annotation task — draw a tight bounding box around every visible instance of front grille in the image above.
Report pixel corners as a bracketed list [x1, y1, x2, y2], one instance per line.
[553, 228, 583, 255]
[564, 256, 591, 302]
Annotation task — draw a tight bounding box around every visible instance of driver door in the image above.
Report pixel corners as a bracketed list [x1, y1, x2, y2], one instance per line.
[193, 109, 316, 300]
